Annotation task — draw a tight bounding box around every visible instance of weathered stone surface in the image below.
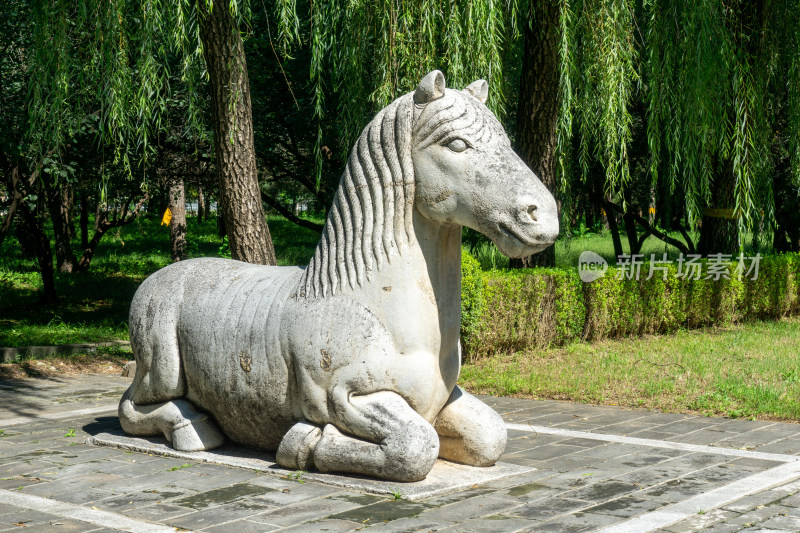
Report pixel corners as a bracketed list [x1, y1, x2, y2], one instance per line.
[121, 361, 136, 377]
[118, 69, 559, 482]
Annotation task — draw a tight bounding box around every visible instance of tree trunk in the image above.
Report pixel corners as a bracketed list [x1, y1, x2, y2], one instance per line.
[698, 212, 739, 255]
[655, 168, 673, 231]
[217, 209, 226, 238]
[198, 0, 276, 265]
[0, 164, 22, 248]
[197, 186, 205, 224]
[64, 183, 75, 239]
[623, 212, 641, 255]
[45, 179, 78, 273]
[699, 159, 739, 255]
[19, 191, 57, 302]
[509, 3, 561, 269]
[603, 199, 624, 259]
[79, 189, 89, 250]
[169, 178, 187, 261]
[94, 199, 103, 231]
[771, 110, 799, 252]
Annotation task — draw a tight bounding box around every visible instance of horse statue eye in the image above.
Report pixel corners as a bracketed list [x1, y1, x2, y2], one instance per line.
[446, 138, 468, 153]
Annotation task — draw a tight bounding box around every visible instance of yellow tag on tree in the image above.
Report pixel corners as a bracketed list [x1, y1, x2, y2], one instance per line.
[161, 207, 173, 226]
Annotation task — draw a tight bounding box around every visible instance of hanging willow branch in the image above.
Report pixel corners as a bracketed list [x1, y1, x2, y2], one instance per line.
[25, 0, 251, 177]
[27, 0, 798, 241]
[643, 0, 799, 234]
[308, 0, 514, 185]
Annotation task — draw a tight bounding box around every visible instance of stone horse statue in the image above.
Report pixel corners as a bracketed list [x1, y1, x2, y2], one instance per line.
[119, 70, 558, 482]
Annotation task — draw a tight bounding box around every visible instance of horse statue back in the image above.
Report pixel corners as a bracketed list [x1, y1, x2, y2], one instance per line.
[120, 70, 559, 482]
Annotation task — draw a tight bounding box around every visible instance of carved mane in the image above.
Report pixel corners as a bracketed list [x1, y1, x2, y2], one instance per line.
[298, 88, 505, 298]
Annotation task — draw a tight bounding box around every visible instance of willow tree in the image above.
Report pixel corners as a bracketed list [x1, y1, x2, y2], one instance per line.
[23, 0, 276, 271]
[306, 0, 800, 262]
[509, 1, 638, 266]
[304, 0, 640, 264]
[646, 0, 800, 254]
[304, 0, 514, 182]
[513, 0, 800, 262]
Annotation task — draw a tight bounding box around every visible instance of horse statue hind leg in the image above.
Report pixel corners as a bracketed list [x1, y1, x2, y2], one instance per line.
[118, 264, 224, 451]
[278, 391, 439, 482]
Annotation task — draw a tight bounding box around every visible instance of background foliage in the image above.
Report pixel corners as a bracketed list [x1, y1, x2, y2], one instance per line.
[2, 0, 800, 329]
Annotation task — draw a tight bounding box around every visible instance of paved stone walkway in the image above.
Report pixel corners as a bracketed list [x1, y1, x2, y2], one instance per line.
[2, 374, 800, 532]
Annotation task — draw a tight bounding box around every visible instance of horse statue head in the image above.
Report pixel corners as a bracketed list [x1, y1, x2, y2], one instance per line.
[412, 70, 559, 257]
[301, 70, 559, 297]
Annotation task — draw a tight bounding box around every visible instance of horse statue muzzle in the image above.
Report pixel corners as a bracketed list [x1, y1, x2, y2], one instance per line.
[119, 70, 559, 482]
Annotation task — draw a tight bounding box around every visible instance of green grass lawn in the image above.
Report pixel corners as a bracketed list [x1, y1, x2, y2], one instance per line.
[460, 316, 800, 421]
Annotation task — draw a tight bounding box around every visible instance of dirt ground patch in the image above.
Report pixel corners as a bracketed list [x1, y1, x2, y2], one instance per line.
[0, 357, 129, 380]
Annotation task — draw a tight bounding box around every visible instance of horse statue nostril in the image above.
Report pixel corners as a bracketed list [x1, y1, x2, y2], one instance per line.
[526, 204, 538, 222]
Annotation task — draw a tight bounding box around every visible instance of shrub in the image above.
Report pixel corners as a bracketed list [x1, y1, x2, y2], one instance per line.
[460, 250, 486, 356]
[460, 251, 800, 360]
[742, 253, 799, 318]
[462, 262, 583, 360]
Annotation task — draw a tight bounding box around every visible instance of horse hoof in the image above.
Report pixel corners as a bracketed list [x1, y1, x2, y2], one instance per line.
[170, 416, 224, 452]
[276, 421, 323, 470]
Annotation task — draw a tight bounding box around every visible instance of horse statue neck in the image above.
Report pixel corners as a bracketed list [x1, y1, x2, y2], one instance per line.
[410, 208, 464, 310]
[296, 183, 462, 368]
[299, 189, 464, 312]
[295, 92, 462, 367]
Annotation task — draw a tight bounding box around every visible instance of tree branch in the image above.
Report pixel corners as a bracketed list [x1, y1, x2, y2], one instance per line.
[0, 164, 21, 248]
[605, 200, 690, 255]
[260, 191, 323, 233]
[262, 155, 330, 203]
[672, 217, 697, 254]
[75, 193, 149, 272]
[0, 154, 50, 247]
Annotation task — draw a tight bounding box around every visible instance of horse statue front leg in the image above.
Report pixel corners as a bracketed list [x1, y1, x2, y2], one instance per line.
[433, 386, 507, 466]
[276, 390, 439, 482]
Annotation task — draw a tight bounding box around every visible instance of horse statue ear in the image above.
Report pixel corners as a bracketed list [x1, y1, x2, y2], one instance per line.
[464, 80, 489, 104]
[414, 70, 446, 105]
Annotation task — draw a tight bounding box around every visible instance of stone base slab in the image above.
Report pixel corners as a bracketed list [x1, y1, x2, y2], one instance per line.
[86, 429, 533, 501]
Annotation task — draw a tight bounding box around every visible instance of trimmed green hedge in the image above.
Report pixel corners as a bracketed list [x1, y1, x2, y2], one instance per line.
[461, 251, 800, 361]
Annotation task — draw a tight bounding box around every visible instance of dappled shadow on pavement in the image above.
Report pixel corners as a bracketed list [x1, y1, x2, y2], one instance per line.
[0, 375, 73, 419]
[0, 374, 128, 422]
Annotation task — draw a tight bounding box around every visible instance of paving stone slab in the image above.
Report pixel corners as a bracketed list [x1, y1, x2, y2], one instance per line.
[86, 429, 535, 501]
[273, 518, 363, 533]
[436, 515, 538, 532]
[539, 510, 623, 532]
[201, 518, 280, 533]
